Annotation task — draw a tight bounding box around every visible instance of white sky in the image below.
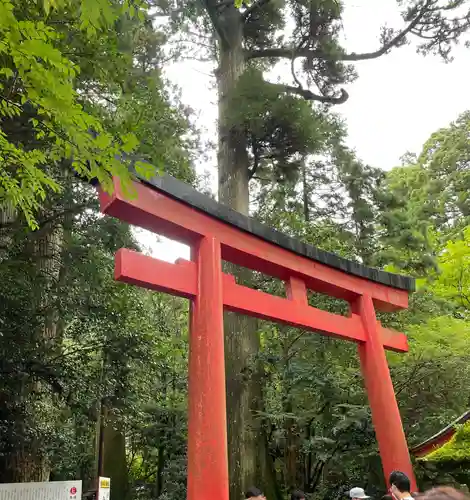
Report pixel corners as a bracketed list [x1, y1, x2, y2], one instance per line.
[136, 0, 470, 261]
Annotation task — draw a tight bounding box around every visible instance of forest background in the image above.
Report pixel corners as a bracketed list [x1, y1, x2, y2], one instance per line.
[1, 0, 470, 500]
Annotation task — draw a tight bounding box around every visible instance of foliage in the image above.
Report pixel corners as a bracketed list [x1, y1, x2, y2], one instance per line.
[0, 0, 195, 494]
[418, 112, 470, 229]
[160, 3, 470, 494]
[0, 175, 190, 496]
[167, 0, 470, 105]
[0, 0, 196, 228]
[425, 423, 470, 463]
[2, 0, 470, 498]
[428, 227, 470, 315]
[377, 112, 470, 273]
[248, 111, 470, 496]
[229, 68, 344, 183]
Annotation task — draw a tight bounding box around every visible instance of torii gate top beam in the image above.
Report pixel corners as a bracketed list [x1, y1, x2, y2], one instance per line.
[98, 174, 414, 352]
[100, 174, 413, 304]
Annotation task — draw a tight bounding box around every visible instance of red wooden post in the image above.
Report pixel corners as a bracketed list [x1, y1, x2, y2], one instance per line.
[187, 236, 229, 500]
[352, 294, 417, 490]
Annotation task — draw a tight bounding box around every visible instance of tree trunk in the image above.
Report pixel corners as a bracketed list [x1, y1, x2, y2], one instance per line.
[217, 15, 273, 499]
[103, 409, 129, 500]
[284, 392, 299, 491]
[217, 28, 249, 213]
[302, 161, 310, 222]
[0, 451, 50, 483]
[35, 215, 64, 341]
[282, 329, 301, 493]
[0, 203, 16, 261]
[97, 398, 107, 477]
[156, 443, 165, 497]
[0, 207, 64, 482]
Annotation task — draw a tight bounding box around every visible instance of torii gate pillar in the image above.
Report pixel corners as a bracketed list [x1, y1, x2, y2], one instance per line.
[187, 236, 228, 499]
[353, 295, 416, 488]
[98, 174, 417, 498]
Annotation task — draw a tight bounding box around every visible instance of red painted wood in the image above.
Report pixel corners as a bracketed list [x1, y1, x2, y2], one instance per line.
[99, 182, 408, 311]
[115, 249, 196, 298]
[115, 249, 409, 353]
[413, 431, 455, 458]
[352, 295, 416, 491]
[411, 410, 470, 458]
[286, 276, 308, 305]
[187, 236, 228, 500]
[99, 180, 416, 491]
[222, 276, 366, 343]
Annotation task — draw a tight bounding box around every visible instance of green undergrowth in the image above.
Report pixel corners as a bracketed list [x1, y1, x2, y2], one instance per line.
[424, 422, 470, 463]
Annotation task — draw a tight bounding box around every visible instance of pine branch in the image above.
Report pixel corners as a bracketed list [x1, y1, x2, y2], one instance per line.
[267, 82, 349, 104]
[246, 1, 430, 62]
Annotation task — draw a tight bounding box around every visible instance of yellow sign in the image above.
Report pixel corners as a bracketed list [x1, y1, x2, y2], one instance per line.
[98, 477, 111, 500]
[100, 479, 110, 489]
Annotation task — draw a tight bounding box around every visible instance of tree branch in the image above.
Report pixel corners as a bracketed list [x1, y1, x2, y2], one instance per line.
[201, 0, 230, 47]
[246, 2, 430, 62]
[267, 82, 349, 104]
[248, 140, 261, 180]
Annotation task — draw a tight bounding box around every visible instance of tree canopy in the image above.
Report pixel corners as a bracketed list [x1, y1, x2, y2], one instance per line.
[0, 0, 196, 227]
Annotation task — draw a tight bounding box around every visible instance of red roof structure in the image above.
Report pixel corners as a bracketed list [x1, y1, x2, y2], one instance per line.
[411, 410, 470, 458]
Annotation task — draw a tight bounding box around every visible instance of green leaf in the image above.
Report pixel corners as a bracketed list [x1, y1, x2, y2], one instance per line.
[0, 67, 14, 78]
[120, 133, 139, 153]
[134, 160, 156, 179]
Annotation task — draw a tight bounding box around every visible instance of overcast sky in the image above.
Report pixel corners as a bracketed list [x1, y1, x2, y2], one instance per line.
[136, 0, 470, 262]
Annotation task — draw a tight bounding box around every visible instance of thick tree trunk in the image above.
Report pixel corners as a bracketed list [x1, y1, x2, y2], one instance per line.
[218, 16, 259, 499]
[217, 30, 249, 213]
[103, 409, 129, 500]
[0, 207, 65, 482]
[281, 330, 301, 493]
[302, 161, 310, 222]
[97, 351, 128, 500]
[0, 451, 50, 483]
[35, 216, 64, 341]
[217, 16, 275, 499]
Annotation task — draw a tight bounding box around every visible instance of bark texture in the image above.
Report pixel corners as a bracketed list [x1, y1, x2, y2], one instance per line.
[0, 203, 64, 482]
[103, 410, 129, 500]
[216, 10, 279, 498]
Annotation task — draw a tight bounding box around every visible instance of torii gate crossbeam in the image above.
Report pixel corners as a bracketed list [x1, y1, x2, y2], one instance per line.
[98, 175, 417, 498]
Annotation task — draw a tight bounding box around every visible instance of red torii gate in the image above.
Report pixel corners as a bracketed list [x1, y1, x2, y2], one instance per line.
[98, 174, 417, 498]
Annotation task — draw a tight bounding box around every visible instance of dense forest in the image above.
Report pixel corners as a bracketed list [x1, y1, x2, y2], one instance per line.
[1, 0, 470, 499]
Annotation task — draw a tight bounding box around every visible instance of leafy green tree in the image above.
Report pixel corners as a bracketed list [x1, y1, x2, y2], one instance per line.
[374, 164, 438, 274]
[0, 0, 196, 487]
[376, 111, 470, 274]
[0, 0, 196, 227]
[428, 227, 470, 316]
[0, 175, 192, 498]
[418, 112, 470, 231]
[246, 110, 470, 494]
